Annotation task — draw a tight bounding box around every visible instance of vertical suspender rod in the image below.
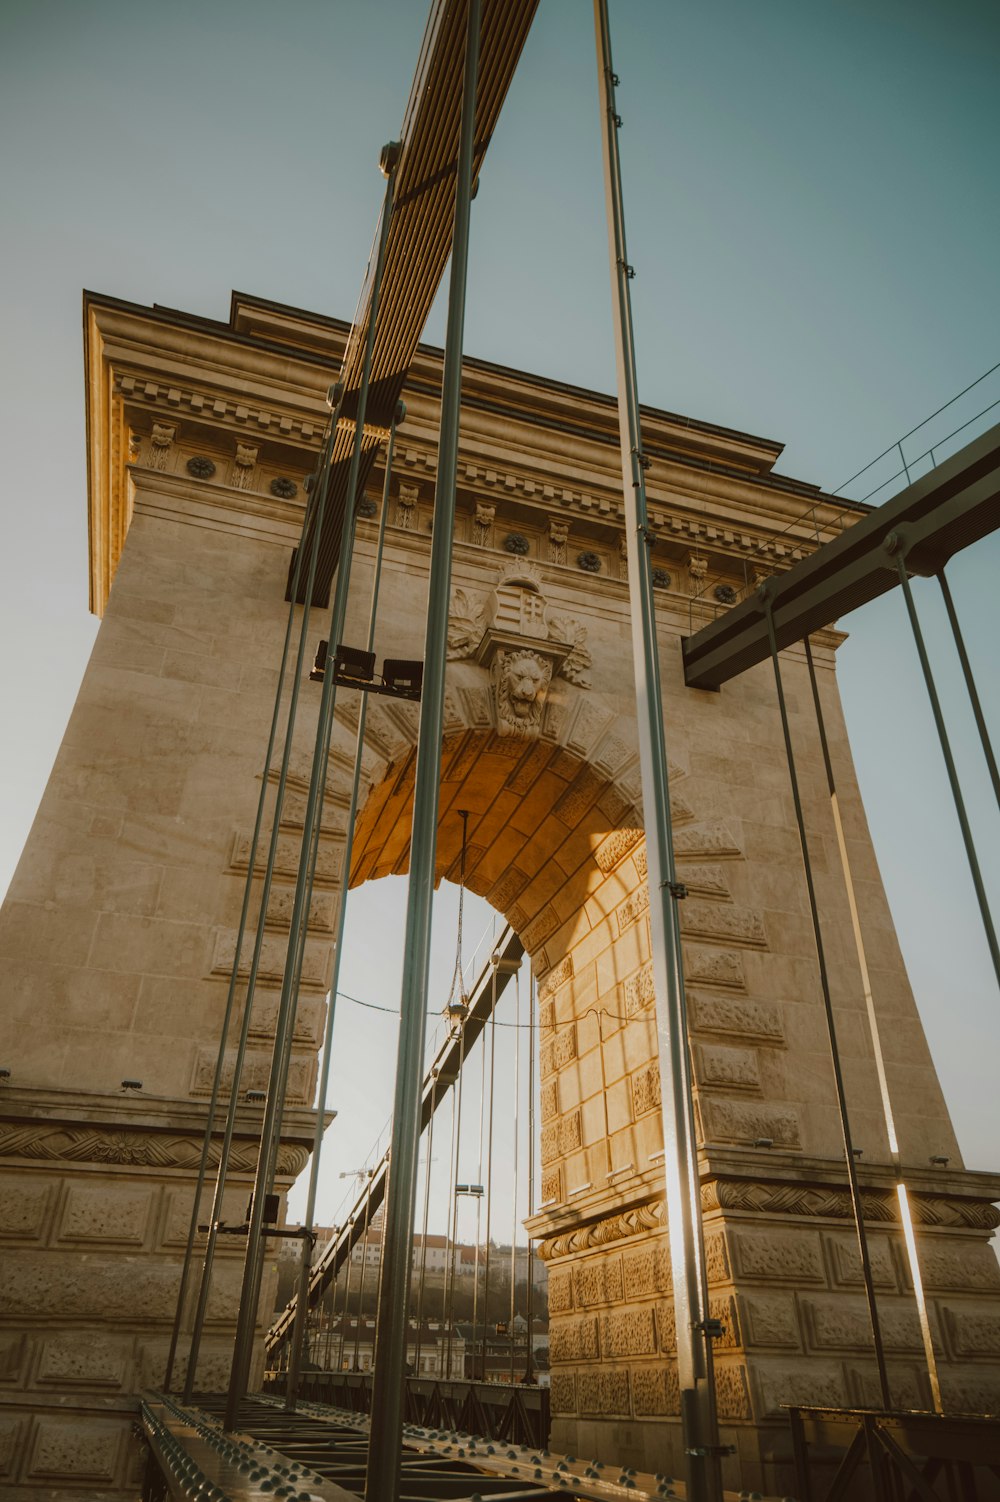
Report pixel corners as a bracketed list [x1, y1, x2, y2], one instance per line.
[224, 148, 399, 1432]
[365, 3, 481, 1494]
[936, 566, 1000, 809]
[592, 4, 719, 1495]
[761, 588, 891, 1407]
[804, 636, 943, 1411]
[887, 538, 1000, 988]
[284, 400, 405, 1408]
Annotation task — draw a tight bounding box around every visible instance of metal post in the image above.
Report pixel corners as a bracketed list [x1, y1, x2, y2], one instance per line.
[591, 5, 718, 1494]
[480, 984, 497, 1382]
[761, 589, 892, 1408]
[937, 567, 1000, 809]
[284, 402, 404, 1408]
[444, 1036, 465, 1379]
[524, 971, 535, 1384]
[472, 1019, 487, 1378]
[413, 1074, 437, 1375]
[364, 1, 480, 1493]
[224, 152, 398, 1434]
[353, 1182, 375, 1372]
[509, 967, 520, 1390]
[804, 637, 943, 1411]
[888, 542, 1000, 988]
[338, 1222, 356, 1373]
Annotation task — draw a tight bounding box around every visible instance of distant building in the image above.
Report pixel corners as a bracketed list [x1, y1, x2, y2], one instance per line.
[303, 1317, 465, 1379]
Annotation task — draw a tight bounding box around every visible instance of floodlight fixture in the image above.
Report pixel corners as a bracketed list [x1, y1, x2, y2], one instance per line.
[334, 643, 376, 685]
[751, 1136, 773, 1149]
[381, 658, 423, 700]
[121, 1079, 143, 1092]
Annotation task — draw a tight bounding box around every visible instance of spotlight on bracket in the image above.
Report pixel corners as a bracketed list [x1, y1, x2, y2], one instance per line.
[930, 1155, 950, 1167]
[246, 1089, 266, 1103]
[382, 658, 423, 700]
[852, 1147, 864, 1159]
[121, 1079, 143, 1093]
[0, 1067, 10, 1082]
[751, 1136, 773, 1149]
[334, 642, 376, 685]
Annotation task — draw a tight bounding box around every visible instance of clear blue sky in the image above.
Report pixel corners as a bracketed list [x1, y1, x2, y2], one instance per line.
[1, 1, 997, 1233]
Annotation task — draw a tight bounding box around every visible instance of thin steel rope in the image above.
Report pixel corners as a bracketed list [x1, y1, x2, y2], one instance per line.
[762, 589, 891, 1406]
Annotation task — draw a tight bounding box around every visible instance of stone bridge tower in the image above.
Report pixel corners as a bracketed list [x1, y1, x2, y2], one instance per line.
[1, 290, 998, 1495]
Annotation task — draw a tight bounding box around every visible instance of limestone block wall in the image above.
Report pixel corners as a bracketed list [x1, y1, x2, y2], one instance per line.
[2, 289, 997, 1496]
[0, 1087, 311, 1498]
[0, 469, 332, 1493]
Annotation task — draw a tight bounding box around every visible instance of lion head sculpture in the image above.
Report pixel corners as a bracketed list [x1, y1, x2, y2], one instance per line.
[493, 648, 553, 737]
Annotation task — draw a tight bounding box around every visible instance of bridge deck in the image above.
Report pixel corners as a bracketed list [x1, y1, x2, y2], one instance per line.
[144, 1392, 774, 1501]
[681, 423, 1000, 690]
[294, 0, 538, 605]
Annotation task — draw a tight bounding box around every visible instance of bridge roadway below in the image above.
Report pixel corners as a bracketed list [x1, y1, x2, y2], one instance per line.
[141, 1391, 776, 1502]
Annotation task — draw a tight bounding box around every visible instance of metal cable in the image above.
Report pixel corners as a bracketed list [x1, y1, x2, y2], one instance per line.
[762, 590, 891, 1406]
[804, 636, 943, 1411]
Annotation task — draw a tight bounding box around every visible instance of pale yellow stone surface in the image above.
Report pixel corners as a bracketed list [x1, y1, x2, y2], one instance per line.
[1, 291, 998, 1496]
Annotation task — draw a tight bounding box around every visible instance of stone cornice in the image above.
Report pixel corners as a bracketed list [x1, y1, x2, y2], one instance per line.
[85, 289, 867, 616]
[533, 1167, 1000, 1261]
[0, 1085, 323, 1178]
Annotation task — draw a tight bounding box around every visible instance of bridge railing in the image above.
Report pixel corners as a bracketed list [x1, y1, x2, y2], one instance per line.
[262, 1369, 550, 1450]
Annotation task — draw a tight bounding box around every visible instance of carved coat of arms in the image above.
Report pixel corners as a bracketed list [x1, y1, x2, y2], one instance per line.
[447, 562, 591, 737]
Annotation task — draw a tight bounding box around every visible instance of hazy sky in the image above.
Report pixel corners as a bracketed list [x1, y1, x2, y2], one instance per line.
[1, 1, 998, 1236]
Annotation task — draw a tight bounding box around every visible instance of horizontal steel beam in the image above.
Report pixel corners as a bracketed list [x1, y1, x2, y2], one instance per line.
[266, 924, 524, 1352]
[291, 0, 539, 606]
[682, 424, 1000, 689]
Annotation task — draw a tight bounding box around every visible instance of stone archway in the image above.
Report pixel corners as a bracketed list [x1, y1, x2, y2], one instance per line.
[323, 550, 1000, 1489]
[4, 290, 1000, 1497]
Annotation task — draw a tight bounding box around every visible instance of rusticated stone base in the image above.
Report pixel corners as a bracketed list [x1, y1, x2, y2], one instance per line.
[0, 1086, 317, 1500]
[534, 1151, 1000, 1495]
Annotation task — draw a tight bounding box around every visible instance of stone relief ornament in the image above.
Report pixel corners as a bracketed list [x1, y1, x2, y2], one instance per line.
[548, 519, 569, 565]
[472, 501, 496, 546]
[186, 455, 216, 479]
[232, 443, 258, 491]
[148, 423, 175, 472]
[688, 552, 709, 582]
[447, 564, 592, 736]
[270, 475, 298, 499]
[396, 481, 419, 529]
[492, 648, 553, 736]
